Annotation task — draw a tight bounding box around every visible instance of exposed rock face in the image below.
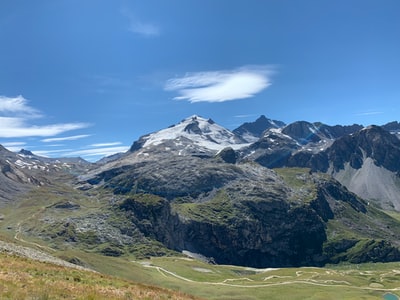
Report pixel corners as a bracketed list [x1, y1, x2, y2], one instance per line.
[216, 147, 237, 164]
[117, 182, 326, 267]
[316, 123, 363, 139]
[233, 115, 285, 142]
[241, 130, 300, 168]
[327, 126, 400, 172]
[88, 157, 244, 199]
[382, 121, 400, 134]
[284, 125, 400, 173]
[281, 121, 322, 144]
[279, 126, 400, 209]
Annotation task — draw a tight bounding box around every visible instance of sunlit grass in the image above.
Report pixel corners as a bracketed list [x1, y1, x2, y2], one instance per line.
[0, 252, 199, 300]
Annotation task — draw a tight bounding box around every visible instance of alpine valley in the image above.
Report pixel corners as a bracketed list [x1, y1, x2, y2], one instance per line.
[2, 115, 400, 299]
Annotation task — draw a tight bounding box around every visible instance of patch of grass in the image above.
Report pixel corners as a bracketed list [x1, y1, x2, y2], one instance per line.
[121, 193, 165, 208]
[326, 202, 400, 244]
[172, 190, 239, 225]
[274, 168, 317, 203]
[0, 252, 199, 300]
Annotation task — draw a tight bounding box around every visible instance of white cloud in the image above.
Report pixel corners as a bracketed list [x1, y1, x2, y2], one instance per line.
[0, 95, 90, 138]
[2, 141, 26, 147]
[33, 149, 74, 156]
[41, 134, 91, 143]
[1, 141, 26, 152]
[63, 146, 129, 157]
[0, 95, 40, 117]
[90, 142, 122, 147]
[0, 117, 89, 138]
[165, 66, 273, 103]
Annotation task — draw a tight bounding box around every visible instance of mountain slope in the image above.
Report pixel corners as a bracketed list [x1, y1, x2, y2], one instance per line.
[283, 125, 400, 210]
[0, 145, 92, 206]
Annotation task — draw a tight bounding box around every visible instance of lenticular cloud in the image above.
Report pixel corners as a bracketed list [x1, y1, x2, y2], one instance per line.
[165, 66, 273, 103]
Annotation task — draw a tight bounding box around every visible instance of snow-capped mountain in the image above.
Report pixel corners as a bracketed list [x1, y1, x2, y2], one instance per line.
[129, 115, 249, 157]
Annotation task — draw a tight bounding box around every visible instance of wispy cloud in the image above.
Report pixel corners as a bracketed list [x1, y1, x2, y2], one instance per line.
[2, 141, 26, 147]
[41, 134, 91, 143]
[354, 111, 384, 116]
[121, 8, 160, 37]
[1, 141, 26, 152]
[234, 114, 259, 118]
[63, 146, 129, 158]
[0, 95, 90, 138]
[33, 144, 128, 162]
[33, 149, 74, 157]
[165, 66, 273, 103]
[0, 95, 40, 117]
[90, 142, 122, 147]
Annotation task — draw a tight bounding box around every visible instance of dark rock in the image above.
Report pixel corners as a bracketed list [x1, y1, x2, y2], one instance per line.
[282, 121, 321, 144]
[233, 115, 285, 141]
[216, 147, 237, 164]
[53, 201, 80, 210]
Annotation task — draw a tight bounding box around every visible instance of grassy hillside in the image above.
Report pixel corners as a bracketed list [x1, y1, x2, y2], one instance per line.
[0, 252, 199, 300]
[2, 243, 400, 300]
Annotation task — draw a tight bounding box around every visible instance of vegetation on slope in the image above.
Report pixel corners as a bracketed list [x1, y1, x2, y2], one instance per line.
[0, 252, 199, 300]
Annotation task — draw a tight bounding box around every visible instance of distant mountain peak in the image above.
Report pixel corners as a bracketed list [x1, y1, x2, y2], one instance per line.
[19, 149, 35, 157]
[233, 115, 286, 142]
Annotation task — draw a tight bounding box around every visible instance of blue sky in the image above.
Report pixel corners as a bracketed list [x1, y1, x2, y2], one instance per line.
[1, 0, 399, 161]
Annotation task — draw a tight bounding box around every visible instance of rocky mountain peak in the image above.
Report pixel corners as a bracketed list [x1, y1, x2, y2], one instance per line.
[232, 115, 285, 142]
[128, 115, 249, 156]
[382, 121, 400, 134]
[281, 121, 322, 144]
[18, 149, 35, 157]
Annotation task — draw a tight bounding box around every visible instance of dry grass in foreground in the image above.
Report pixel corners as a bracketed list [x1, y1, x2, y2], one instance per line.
[0, 252, 201, 300]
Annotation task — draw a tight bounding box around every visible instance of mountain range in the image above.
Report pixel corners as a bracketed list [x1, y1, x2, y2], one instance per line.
[1, 115, 400, 268]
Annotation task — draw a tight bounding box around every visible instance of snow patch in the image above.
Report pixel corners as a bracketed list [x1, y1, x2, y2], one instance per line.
[141, 115, 249, 152]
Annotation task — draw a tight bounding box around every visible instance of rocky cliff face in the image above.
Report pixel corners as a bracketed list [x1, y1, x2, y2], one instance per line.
[279, 126, 400, 209]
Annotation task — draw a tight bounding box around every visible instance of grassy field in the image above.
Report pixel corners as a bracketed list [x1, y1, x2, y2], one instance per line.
[122, 256, 400, 300]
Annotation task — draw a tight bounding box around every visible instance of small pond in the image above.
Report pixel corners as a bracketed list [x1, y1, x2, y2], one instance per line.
[383, 293, 399, 300]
